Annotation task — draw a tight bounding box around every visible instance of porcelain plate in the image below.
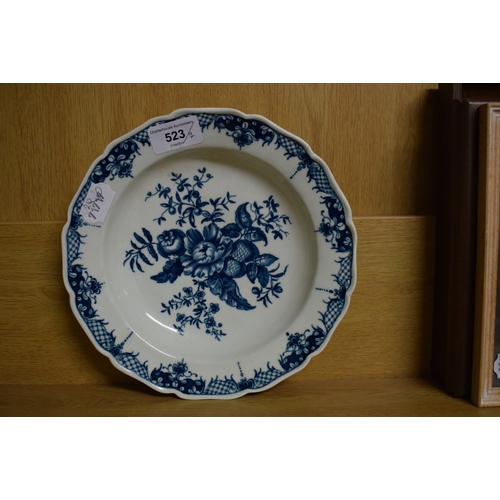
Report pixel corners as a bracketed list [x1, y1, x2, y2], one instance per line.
[62, 108, 356, 399]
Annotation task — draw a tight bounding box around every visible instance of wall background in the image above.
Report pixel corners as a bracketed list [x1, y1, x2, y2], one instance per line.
[0, 84, 438, 220]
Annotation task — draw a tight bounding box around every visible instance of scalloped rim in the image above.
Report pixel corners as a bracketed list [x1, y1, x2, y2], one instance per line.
[62, 107, 357, 399]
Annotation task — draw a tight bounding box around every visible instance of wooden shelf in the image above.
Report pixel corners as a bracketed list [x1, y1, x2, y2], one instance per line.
[3, 84, 489, 415]
[2, 377, 499, 417]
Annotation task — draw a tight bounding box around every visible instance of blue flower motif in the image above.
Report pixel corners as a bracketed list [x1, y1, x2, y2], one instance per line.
[87, 277, 102, 294]
[318, 221, 334, 238]
[209, 303, 220, 314]
[70, 212, 83, 230]
[204, 316, 216, 328]
[230, 122, 257, 148]
[157, 229, 186, 257]
[171, 360, 188, 376]
[317, 213, 348, 250]
[237, 377, 255, 390]
[79, 274, 102, 301]
[263, 196, 280, 213]
[286, 332, 306, 353]
[180, 223, 233, 278]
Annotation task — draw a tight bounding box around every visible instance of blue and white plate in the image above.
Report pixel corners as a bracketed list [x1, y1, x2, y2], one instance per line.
[62, 109, 356, 399]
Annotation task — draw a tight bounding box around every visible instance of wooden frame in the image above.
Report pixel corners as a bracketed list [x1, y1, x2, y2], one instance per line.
[431, 84, 500, 398]
[472, 103, 500, 406]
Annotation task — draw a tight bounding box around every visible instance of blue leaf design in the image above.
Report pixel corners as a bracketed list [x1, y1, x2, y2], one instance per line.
[243, 227, 268, 245]
[138, 251, 152, 265]
[147, 244, 158, 261]
[246, 262, 258, 283]
[206, 272, 255, 311]
[142, 227, 153, 243]
[255, 254, 278, 267]
[221, 223, 241, 238]
[257, 266, 270, 287]
[186, 228, 204, 250]
[235, 203, 252, 229]
[134, 232, 147, 244]
[151, 258, 184, 284]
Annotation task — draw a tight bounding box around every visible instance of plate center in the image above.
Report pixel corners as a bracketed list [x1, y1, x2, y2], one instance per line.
[103, 147, 317, 362]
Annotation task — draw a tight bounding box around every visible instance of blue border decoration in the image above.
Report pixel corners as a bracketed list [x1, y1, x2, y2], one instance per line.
[64, 112, 354, 397]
